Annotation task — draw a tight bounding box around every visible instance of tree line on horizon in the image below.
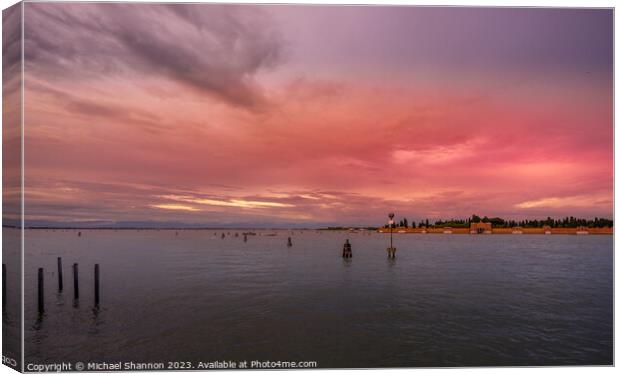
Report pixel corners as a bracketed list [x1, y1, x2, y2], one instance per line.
[384, 215, 613, 229]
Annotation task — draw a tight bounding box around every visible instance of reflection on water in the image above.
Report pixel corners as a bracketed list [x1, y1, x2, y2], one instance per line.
[24, 229, 612, 367]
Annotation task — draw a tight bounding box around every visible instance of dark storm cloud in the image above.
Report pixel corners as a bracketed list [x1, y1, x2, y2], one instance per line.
[3, 3, 22, 97]
[24, 3, 284, 109]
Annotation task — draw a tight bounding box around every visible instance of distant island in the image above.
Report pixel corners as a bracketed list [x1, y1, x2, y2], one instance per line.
[384, 215, 613, 229]
[2, 214, 612, 234]
[377, 215, 613, 235]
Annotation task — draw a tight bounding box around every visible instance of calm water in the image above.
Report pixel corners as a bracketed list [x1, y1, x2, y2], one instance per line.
[20, 229, 612, 367]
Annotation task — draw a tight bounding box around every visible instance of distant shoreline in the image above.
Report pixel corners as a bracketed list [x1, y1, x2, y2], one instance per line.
[2, 225, 613, 235]
[3, 226, 341, 231]
[377, 227, 613, 235]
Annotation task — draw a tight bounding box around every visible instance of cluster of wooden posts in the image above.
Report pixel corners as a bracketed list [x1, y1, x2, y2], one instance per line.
[37, 258, 100, 315]
[1, 261, 100, 316]
[284, 236, 396, 260]
[280, 235, 396, 260]
[0, 230, 400, 318]
[341, 240, 397, 259]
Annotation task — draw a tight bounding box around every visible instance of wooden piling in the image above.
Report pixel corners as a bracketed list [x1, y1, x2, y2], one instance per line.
[94, 264, 100, 306]
[342, 239, 352, 258]
[73, 263, 79, 299]
[2, 264, 6, 309]
[287, 237, 293, 247]
[38, 268, 44, 314]
[57, 257, 63, 292]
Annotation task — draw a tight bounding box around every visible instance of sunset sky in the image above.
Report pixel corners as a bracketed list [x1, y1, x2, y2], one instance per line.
[21, 3, 613, 227]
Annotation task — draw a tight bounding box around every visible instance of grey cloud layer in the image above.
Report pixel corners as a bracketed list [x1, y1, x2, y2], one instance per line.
[24, 3, 284, 109]
[2, 4, 22, 78]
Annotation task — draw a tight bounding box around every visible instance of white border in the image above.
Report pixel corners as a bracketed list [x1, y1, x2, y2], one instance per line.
[0, 2, 616, 374]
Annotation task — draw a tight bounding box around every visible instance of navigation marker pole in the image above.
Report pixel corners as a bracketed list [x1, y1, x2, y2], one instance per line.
[387, 212, 397, 259]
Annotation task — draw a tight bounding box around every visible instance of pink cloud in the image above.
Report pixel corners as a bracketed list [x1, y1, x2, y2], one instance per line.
[20, 4, 612, 226]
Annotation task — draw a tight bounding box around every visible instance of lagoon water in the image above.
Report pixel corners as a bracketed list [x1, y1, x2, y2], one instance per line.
[20, 229, 612, 367]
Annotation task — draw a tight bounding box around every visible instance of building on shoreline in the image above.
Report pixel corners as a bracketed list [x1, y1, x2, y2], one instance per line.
[470, 222, 492, 234]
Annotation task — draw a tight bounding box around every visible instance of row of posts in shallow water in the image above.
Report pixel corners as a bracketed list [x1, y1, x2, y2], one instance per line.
[213, 212, 399, 259]
[196, 230, 394, 257]
[5, 250, 373, 315]
[212, 232, 394, 259]
[36, 258, 99, 315]
[23, 218, 400, 314]
[261, 236, 395, 259]
[221, 232, 395, 259]
[217, 232, 250, 241]
[340, 239, 396, 259]
[283, 236, 396, 260]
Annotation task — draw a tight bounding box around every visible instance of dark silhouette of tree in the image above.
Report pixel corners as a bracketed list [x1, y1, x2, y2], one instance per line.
[382, 215, 612, 229]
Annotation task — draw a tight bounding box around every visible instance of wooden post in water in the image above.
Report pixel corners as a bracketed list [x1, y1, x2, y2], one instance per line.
[342, 239, 352, 258]
[287, 237, 293, 247]
[94, 264, 100, 307]
[37, 268, 44, 314]
[387, 213, 397, 259]
[57, 257, 63, 292]
[2, 264, 6, 310]
[72, 263, 79, 300]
